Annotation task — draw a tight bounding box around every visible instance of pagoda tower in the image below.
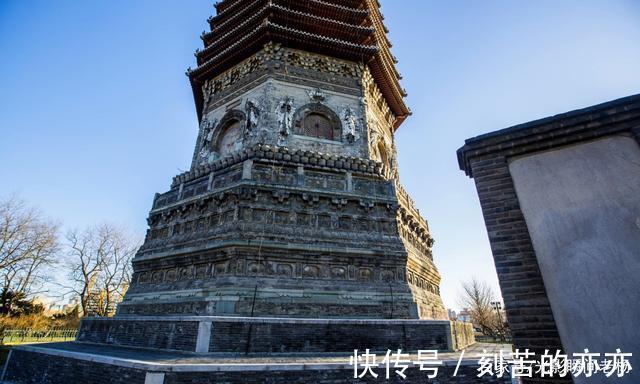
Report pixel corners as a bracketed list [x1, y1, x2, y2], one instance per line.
[3, 3, 484, 383]
[117, 0, 448, 320]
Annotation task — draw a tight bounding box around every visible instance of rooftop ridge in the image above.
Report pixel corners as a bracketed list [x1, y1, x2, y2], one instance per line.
[199, 4, 376, 61]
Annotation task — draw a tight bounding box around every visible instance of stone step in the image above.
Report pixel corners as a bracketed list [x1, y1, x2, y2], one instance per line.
[2, 342, 514, 384]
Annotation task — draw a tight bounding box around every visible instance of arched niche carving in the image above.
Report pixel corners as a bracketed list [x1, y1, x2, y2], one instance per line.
[211, 110, 246, 158]
[368, 126, 396, 178]
[293, 103, 342, 141]
[377, 140, 390, 170]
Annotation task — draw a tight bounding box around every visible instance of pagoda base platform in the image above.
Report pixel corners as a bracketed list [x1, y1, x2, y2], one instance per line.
[2, 342, 514, 384]
[74, 316, 475, 354]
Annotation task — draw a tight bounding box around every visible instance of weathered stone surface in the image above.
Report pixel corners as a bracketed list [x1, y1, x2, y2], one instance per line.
[119, 8, 449, 320]
[77, 319, 199, 352]
[121, 45, 447, 320]
[3, 2, 465, 383]
[509, 136, 640, 384]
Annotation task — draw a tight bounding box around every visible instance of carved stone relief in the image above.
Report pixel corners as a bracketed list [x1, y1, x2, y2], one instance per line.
[198, 117, 218, 163]
[276, 264, 293, 277]
[244, 98, 261, 141]
[307, 88, 326, 102]
[276, 97, 294, 144]
[201, 43, 362, 105]
[292, 103, 342, 142]
[341, 107, 359, 143]
[302, 265, 320, 278]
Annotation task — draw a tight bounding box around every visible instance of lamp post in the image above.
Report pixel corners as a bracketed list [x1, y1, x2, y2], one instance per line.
[491, 301, 503, 341]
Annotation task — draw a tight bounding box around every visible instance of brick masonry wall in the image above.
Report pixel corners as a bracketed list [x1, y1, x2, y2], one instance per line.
[162, 365, 511, 384]
[77, 319, 199, 352]
[77, 317, 475, 354]
[4, 349, 511, 384]
[458, 93, 640, 384]
[4, 350, 148, 384]
[469, 154, 563, 354]
[208, 321, 451, 353]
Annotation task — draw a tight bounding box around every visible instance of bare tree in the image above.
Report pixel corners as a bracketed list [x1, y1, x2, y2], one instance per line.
[0, 197, 59, 315]
[65, 224, 138, 317]
[459, 277, 507, 338]
[66, 227, 103, 316]
[93, 226, 135, 316]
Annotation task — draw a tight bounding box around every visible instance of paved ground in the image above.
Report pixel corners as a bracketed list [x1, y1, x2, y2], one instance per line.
[14, 342, 513, 366]
[0, 347, 10, 366]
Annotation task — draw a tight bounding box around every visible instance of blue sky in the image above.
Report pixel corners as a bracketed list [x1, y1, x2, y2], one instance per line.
[1, 1, 639, 310]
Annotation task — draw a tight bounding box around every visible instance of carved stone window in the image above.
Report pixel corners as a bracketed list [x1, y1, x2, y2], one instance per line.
[300, 113, 334, 140]
[377, 141, 389, 170]
[217, 120, 242, 157]
[293, 104, 342, 141]
[211, 109, 246, 159]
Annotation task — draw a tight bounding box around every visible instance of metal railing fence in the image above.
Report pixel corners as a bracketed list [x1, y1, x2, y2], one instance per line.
[1, 328, 77, 344]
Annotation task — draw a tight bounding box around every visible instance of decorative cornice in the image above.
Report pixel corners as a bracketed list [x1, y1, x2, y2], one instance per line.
[171, 144, 384, 188]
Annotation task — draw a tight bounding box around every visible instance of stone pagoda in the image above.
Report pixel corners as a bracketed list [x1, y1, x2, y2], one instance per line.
[118, 0, 447, 321]
[3, 2, 478, 383]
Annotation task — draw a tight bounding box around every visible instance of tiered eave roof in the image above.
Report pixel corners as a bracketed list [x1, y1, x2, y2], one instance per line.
[190, 0, 410, 129]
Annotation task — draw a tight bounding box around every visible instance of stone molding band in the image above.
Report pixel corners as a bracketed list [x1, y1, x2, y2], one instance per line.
[174, 143, 384, 188]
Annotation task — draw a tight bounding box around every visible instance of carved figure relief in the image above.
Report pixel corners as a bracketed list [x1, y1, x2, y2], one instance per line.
[276, 264, 293, 277]
[341, 107, 359, 143]
[307, 88, 326, 102]
[248, 261, 271, 275]
[214, 262, 227, 275]
[244, 99, 261, 140]
[388, 140, 399, 179]
[198, 117, 218, 162]
[358, 268, 372, 281]
[276, 97, 294, 143]
[179, 267, 191, 280]
[376, 140, 390, 171]
[368, 125, 396, 178]
[302, 265, 320, 278]
[331, 267, 346, 279]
